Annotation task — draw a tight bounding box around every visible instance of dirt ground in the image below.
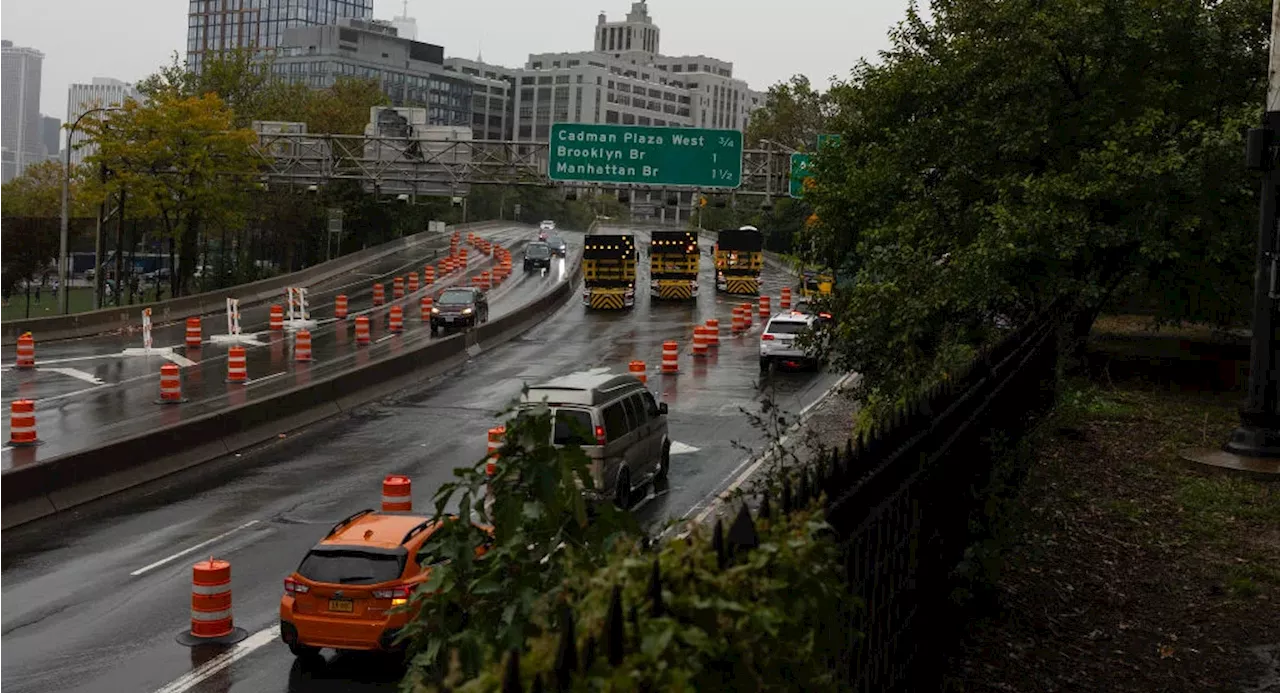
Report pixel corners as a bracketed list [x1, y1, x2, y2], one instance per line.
[944, 318, 1280, 692]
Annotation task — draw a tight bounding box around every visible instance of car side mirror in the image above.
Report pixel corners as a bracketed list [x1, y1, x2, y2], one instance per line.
[658, 402, 668, 415]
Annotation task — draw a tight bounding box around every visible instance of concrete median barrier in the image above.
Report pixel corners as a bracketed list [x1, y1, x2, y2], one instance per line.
[1, 221, 507, 346]
[1, 244, 584, 530]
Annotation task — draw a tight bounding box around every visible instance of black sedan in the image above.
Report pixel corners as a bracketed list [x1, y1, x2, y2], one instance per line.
[546, 235, 567, 257]
[524, 242, 553, 272]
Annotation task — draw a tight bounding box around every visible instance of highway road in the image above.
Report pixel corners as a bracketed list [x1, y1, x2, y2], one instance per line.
[0, 225, 536, 468]
[0, 225, 843, 693]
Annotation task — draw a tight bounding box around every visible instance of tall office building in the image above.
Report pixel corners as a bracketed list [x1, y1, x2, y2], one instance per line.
[186, 0, 373, 73]
[41, 115, 61, 161]
[2, 39, 47, 182]
[66, 78, 141, 167]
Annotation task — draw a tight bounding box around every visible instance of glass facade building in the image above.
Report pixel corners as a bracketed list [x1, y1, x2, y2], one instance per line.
[186, 0, 372, 72]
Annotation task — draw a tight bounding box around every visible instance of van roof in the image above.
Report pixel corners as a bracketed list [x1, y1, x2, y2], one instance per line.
[524, 370, 643, 406]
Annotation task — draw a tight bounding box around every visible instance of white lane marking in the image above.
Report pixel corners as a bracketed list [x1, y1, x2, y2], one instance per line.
[164, 352, 199, 368]
[1, 353, 127, 368]
[247, 372, 287, 386]
[669, 441, 700, 455]
[122, 347, 176, 357]
[37, 367, 106, 385]
[130, 520, 262, 576]
[376, 334, 395, 344]
[678, 372, 859, 530]
[151, 624, 280, 693]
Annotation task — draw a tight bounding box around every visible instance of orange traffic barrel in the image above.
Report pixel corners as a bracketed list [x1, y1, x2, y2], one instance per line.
[382, 475, 412, 512]
[692, 326, 709, 358]
[780, 287, 792, 310]
[226, 346, 248, 383]
[335, 294, 349, 319]
[393, 276, 405, 300]
[354, 316, 371, 346]
[740, 303, 754, 328]
[421, 297, 434, 322]
[408, 272, 419, 292]
[15, 332, 35, 369]
[629, 359, 647, 384]
[442, 258, 453, 274]
[486, 426, 505, 476]
[189, 558, 234, 639]
[759, 295, 771, 319]
[157, 363, 185, 404]
[661, 340, 679, 374]
[705, 319, 720, 347]
[185, 317, 202, 349]
[295, 329, 313, 362]
[424, 266, 436, 285]
[372, 283, 386, 307]
[8, 400, 38, 446]
[459, 248, 468, 265]
[731, 306, 746, 333]
[269, 305, 284, 331]
[388, 305, 404, 333]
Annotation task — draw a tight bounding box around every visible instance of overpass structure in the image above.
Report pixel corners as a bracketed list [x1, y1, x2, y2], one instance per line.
[249, 133, 797, 199]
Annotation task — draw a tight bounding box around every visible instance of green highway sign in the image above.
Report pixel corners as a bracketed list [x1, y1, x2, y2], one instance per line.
[549, 123, 743, 188]
[789, 153, 812, 199]
[816, 133, 842, 149]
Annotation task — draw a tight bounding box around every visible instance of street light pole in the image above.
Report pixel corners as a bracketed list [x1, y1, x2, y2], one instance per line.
[1227, 0, 1280, 458]
[59, 105, 121, 314]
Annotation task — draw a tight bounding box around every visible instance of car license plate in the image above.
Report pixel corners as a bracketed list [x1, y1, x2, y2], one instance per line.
[445, 317, 455, 323]
[328, 599, 354, 613]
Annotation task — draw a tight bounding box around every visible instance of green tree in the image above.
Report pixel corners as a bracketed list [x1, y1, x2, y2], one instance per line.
[138, 50, 275, 127]
[744, 75, 835, 151]
[0, 160, 95, 218]
[400, 401, 638, 686]
[305, 77, 390, 134]
[81, 93, 258, 297]
[803, 0, 1268, 412]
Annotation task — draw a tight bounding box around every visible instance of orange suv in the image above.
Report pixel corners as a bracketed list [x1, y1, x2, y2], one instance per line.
[279, 509, 490, 657]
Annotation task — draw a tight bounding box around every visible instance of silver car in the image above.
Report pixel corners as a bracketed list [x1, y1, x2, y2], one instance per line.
[521, 371, 670, 509]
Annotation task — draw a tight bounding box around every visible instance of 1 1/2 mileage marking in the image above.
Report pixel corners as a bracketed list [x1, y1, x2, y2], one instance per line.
[549, 123, 744, 189]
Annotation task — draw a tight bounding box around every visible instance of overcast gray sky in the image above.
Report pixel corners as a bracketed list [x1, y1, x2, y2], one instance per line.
[3, 0, 917, 120]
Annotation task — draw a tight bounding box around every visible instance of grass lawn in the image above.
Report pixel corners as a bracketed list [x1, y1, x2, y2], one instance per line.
[945, 318, 1279, 692]
[2, 287, 97, 322]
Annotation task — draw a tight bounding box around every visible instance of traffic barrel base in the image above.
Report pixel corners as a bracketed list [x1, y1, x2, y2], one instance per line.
[176, 558, 248, 646]
[14, 333, 36, 370]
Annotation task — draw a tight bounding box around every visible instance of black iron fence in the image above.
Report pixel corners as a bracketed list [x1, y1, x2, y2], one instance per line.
[487, 305, 1067, 691]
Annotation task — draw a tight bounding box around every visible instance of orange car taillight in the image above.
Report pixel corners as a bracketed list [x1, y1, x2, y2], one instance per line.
[283, 576, 310, 595]
[761, 334, 775, 340]
[373, 585, 411, 606]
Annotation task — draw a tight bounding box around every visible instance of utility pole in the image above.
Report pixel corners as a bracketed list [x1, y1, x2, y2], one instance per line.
[1228, 0, 1280, 459]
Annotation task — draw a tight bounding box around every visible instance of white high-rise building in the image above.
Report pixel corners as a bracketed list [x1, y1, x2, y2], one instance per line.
[66, 78, 141, 167]
[390, 0, 418, 41]
[443, 1, 763, 143]
[2, 40, 47, 183]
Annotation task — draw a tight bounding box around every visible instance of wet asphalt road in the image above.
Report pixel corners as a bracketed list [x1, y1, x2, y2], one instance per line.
[0, 225, 841, 693]
[0, 226, 537, 468]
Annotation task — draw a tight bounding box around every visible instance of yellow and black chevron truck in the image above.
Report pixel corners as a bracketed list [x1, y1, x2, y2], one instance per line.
[582, 234, 637, 310]
[800, 268, 835, 299]
[714, 225, 764, 295]
[649, 230, 700, 300]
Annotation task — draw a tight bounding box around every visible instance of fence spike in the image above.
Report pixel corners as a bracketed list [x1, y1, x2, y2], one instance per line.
[758, 492, 772, 521]
[606, 584, 625, 666]
[501, 648, 523, 693]
[647, 559, 664, 617]
[726, 503, 760, 555]
[782, 476, 793, 514]
[582, 635, 597, 674]
[553, 603, 577, 690]
[712, 518, 727, 569]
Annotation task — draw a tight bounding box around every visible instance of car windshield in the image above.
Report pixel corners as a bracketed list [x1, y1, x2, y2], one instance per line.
[527, 244, 551, 259]
[547, 236, 564, 247]
[438, 289, 475, 306]
[296, 548, 406, 585]
[767, 320, 809, 335]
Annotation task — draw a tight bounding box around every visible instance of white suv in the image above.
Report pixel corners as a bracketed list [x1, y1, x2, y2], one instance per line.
[759, 311, 821, 371]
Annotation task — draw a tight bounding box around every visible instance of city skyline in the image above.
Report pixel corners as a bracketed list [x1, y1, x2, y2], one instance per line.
[3, 0, 918, 118]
